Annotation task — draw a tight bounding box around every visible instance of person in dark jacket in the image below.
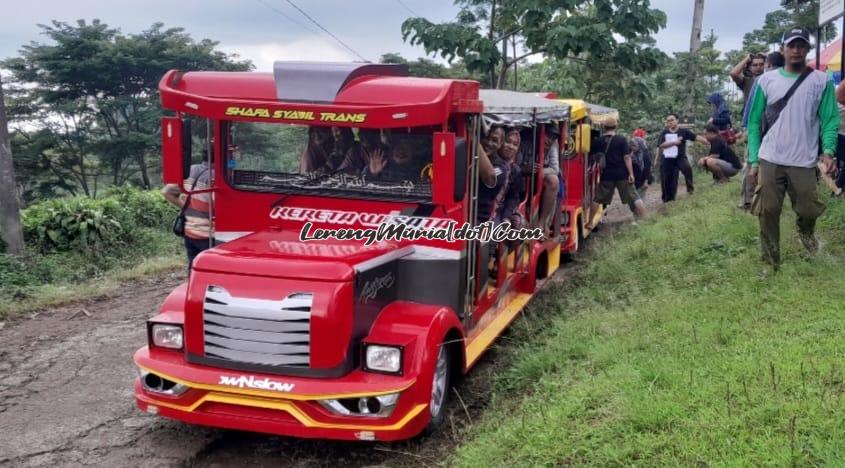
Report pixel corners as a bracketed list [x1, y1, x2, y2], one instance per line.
[707, 92, 732, 131]
[628, 128, 654, 215]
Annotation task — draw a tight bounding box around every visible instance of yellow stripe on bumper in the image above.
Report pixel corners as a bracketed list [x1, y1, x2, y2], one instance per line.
[138, 365, 414, 401]
[141, 391, 428, 431]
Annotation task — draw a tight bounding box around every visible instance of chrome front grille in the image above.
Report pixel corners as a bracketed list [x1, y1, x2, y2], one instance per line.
[203, 286, 312, 367]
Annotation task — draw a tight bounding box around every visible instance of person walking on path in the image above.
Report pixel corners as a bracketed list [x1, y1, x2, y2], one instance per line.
[587, 117, 646, 227]
[746, 27, 838, 270]
[657, 113, 708, 202]
[737, 51, 785, 210]
[628, 128, 654, 215]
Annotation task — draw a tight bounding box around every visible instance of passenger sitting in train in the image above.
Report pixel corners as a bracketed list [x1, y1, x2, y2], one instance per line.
[496, 127, 524, 228]
[338, 129, 384, 174]
[362, 136, 425, 181]
[476, 125, 510, 225]
[299, 126, 335, 174]
[539, 125, 561, 237]
[330, 127, 356, 170]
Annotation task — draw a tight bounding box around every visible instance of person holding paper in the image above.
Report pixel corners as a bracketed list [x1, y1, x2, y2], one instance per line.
[657, 113, 708, 202]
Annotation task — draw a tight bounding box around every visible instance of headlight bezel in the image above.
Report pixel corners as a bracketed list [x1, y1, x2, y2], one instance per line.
[148, 322, 184, 350]
[362, 343, 404, 375]
[317, 392, 400, 418]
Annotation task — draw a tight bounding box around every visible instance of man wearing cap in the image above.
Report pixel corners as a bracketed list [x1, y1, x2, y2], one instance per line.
[747, 27, 838, 270]
[587, 117, 646, 227]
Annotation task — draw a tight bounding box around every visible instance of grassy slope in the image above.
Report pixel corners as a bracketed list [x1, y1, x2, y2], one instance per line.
[0, 229, 183, 318]
[454, 182, 845, 466]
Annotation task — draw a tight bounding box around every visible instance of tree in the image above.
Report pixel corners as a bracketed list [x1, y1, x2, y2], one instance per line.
[401, 0, 667, 89]
[379, 53, 449, 78]
[744, 0, 836, 48]
[2, 20, 251, 196]
[0, 75, 25, 254]
[685, 0, 705, 116]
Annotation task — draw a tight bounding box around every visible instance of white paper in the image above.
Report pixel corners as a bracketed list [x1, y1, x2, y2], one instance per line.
[664, 133, 679, 158]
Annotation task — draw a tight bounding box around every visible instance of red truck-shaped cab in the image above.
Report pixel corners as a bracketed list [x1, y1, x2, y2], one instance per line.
[134, 62, 596, 441]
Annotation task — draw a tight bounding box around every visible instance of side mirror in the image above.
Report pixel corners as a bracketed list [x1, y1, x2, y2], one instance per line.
[574, 123, 591, 154]
[432, 132, 456, 205]
[161, 117, 192, 185]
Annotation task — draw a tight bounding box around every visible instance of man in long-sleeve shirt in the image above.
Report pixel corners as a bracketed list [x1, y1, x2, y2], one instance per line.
[746, 27, 838, 270]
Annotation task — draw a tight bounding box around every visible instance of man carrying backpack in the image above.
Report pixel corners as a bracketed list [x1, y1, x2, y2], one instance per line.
[746, 27, 838, 271]
[628, 128, 654, 215]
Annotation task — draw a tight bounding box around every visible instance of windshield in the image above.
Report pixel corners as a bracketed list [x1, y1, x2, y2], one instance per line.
[224, 121, 433, 202]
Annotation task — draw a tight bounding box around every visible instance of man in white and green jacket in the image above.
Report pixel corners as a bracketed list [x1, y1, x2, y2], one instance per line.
[747, 27, 838, 269]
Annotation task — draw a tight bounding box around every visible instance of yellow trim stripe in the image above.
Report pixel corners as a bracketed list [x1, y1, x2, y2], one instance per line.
[138, 365, 414, 401]
[465, 293, 533, 368]
[547, 244, 561, 276]
[572, 207, 582, 243]
[141, 391, 427, 431]
[585, 206, 603, 237]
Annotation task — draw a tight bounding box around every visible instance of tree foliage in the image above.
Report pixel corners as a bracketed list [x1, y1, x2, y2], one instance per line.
[516, 32, 729, 133]
[744, 0, 836, 48]
[401, 0, 667, 89]
[2, 19, 251, 201]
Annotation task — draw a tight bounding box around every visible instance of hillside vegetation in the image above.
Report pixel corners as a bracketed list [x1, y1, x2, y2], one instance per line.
[454, 182, 845, 466]
[0, 187, 182, 317]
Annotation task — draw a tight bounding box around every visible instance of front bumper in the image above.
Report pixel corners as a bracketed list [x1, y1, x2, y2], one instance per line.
[133, 347, 430, 441]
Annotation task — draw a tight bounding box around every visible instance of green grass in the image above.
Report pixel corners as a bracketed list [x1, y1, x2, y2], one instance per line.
[0, 228, 183, 318]
[454, 181, 845, 467]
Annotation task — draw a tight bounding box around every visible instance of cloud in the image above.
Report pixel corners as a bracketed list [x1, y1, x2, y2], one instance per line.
[220, 38, 355, 72]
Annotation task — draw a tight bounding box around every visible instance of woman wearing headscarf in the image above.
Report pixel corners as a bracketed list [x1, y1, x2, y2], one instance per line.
[707, 92, 732, 131]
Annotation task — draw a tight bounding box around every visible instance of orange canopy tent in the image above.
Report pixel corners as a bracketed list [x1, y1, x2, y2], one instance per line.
[816, 36, 843, 71]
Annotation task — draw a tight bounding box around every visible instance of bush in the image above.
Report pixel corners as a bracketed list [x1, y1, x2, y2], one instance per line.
[102, 185, 176, 230]
[22, 187, 177, 252]
[23, 198, 124, 252]
[2, 188, 182, 308]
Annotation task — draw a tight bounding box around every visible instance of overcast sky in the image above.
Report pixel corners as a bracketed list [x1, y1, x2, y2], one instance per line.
[1, 0, 789, 72]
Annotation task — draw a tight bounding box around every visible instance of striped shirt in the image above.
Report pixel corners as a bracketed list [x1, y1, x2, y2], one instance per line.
[183, 162, 212, 240]
[747, 68, 839, 168]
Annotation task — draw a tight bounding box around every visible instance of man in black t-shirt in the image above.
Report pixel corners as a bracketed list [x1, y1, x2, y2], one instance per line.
[657, 113, 709, 202]
[587, 117, 646, 227]
[697, 124, 742, 182]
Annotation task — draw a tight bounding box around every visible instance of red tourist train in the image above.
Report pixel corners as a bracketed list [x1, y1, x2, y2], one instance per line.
[133, 62, 601, 441]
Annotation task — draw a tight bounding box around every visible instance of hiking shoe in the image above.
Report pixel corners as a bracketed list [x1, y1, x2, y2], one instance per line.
[799, 232, 819, 254]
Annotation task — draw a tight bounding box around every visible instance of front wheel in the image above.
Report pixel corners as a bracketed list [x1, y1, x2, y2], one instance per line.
[422, 343, 451, 435]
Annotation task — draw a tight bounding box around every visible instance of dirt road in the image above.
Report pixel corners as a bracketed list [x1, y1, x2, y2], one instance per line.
[0, 186, 678, 467]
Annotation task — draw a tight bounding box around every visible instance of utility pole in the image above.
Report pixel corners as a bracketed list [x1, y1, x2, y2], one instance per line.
[488, 0, 497, 88]
[685, 0, 705, 122]
[0, 74, 25, 255]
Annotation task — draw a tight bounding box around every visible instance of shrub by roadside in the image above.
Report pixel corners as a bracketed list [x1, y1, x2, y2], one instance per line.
[0, 187, 182, 315]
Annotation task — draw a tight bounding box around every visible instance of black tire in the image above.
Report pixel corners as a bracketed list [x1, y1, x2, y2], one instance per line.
[422, 343, 451, 435]
[563, 216, 584, 263]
